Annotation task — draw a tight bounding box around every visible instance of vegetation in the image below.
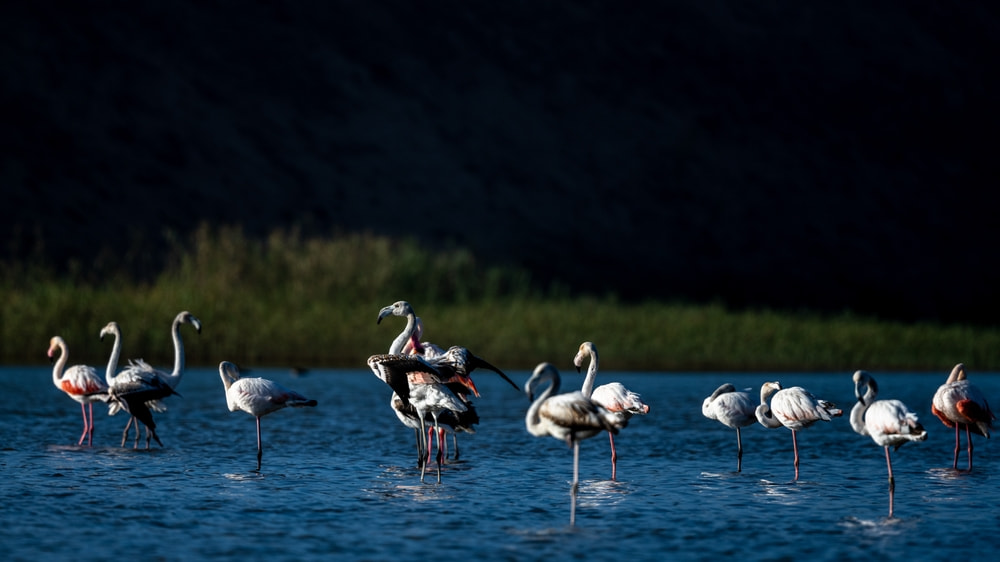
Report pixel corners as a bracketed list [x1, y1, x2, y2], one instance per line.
[3, 224, 999, 371]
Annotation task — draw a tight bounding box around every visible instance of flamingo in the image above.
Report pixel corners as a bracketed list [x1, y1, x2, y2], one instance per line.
[218, 361, 317, 471]
[931, 363, 995, 471]
[524, 362, 627, 526]
[573, 341, 649, 480]
[100, 321, 177, 449]
[850, 370, 927, 517]
[368, 353, 472, 483]
[702, 383, 756, 472]
[372, 301, 510, 474]
[114, 311, 202, 446]
[755, 381, 842, 481]
[47, 336, 110, 446]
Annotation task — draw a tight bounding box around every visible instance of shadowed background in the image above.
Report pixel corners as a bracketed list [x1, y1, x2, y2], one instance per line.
[2, 1, 998, 325]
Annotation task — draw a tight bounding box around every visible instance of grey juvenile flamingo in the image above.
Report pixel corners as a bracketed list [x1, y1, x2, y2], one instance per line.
[525, 362, 627, 526]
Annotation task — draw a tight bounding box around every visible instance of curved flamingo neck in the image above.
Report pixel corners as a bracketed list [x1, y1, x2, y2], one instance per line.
[389, 312, 417, 355]
[51, 339, 68, 386]
[526, 371, 561, 436]
[850, 400, 869, 435]
[104, 328, 122, 386]
[580, 347, 599, 398]
[164, 317, 186, 387]
[851, 378, 877, 435]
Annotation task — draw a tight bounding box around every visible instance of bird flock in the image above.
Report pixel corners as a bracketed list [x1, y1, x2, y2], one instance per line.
[703, 363, 994, 518]
[46, 302, 994, 524]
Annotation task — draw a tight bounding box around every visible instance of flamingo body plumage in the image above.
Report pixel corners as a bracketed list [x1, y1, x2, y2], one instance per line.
[702, 383, 756, 471]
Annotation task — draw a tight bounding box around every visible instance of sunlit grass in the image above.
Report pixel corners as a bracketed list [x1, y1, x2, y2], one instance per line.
[3, 224, 999, 371]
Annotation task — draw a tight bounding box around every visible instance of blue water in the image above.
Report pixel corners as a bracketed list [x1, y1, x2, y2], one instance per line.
[2, 366, 997, 561]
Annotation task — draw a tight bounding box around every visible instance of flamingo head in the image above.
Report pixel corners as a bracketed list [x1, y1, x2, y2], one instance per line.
[99, 321, 119, 342]
[573, 341, 596, 373]
[177, 311, 202, 334]
[377, 301, 412, 324]
[47, 336, 62, 359]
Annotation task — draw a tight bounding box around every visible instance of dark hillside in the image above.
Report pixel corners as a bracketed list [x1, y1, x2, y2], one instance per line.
[2, 2, 998, 322]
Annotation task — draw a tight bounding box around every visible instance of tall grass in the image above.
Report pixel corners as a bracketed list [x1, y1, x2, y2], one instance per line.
[3, 224, 999, 371]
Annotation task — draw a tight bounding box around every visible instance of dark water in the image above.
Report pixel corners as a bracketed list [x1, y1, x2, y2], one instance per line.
[2, 367, 997, 561]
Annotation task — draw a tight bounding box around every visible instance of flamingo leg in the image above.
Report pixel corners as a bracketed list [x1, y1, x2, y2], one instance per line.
[791, 430, 800, 481]
[452, 434, 460, 461]
[570, 440, 580, 526]
[412, 428, 422, 467]
[77, 403, 89, 446]
[952, 423, 961, 470]
[426, 426, 434, 465]
[965, 424, 974, 471]
[87, 402, 95, 446]
[736, 427, 744, 473]
[884, 446, 895, 518]
[440, 428, 449, 462]
[418, 415, 428, 482]
[255, 416, 263, 471]
[434, 418, 443, 484]
[608, 431, 618, 481]
[120, 417, 133, 448]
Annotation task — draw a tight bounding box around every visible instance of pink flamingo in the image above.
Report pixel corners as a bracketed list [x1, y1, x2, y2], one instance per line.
[755, 381, 842, 481]
[931, 363, 994, 471]
[702, 383, 756, 472]
[219, 361, 317, 471]
[47, 336, 110, 446]
[573, 341, 649, 480]
[850, 370, 927, 517]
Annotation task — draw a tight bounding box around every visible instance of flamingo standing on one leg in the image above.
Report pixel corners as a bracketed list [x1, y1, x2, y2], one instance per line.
[702, 383, 756, 472]
[524, 362, 627, 526]
[931, 363, 994, 471]
[47, 336, 110, 446]
[755, 381, 842, 481]
[573, 341, 649, 480]
[218, 361, 317, 471]
[850, 370, 927, 518]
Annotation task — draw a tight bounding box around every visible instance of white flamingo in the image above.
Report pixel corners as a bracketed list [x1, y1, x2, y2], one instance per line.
[525, 362, 627, 526]
[99, 321, 177, 449]
[113, 311, 201, 446]
[702, 383, 756, 472]
[850, 370, 927, 518]
[931, 363, 995, 471]
[755, 381, 842, 481]
[573, 341, 649, 480]
[47, 336, 110, 446]
[218, 361, 317, 471]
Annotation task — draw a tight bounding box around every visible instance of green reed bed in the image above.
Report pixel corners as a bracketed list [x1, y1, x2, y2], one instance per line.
[3, 225, 999, 371]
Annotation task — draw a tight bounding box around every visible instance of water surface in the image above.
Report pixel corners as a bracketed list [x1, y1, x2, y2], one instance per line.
[2, 367, 997, 561]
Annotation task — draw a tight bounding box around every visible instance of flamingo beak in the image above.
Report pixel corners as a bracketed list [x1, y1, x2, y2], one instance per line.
[458, 375, 480, 398]
[377, 306, 393, 324]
